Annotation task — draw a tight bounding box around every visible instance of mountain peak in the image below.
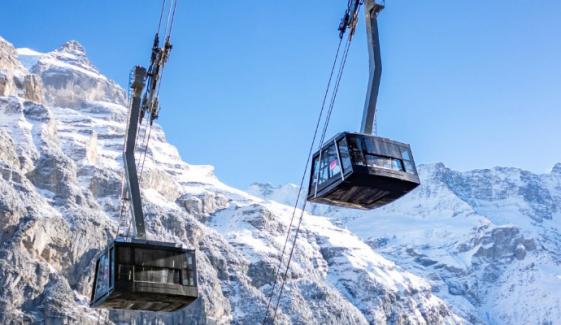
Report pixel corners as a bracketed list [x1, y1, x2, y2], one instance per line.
[56, 40, 86, 57]
[552, 163, 561, 174]
[418, 162, 450, 177]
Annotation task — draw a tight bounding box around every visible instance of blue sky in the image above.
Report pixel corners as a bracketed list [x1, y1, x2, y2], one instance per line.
[2, 1, 561, 188]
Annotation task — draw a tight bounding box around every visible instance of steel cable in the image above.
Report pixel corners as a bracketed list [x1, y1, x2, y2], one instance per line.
[269, 35, 354, 324]
[157, 0, 167, 34]
[261, 37, 344, 324]
[263, 29, 355, 324]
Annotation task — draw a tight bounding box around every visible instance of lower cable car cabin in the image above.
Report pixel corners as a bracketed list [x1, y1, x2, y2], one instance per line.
[90, 238, 198, 312]
[308, 132, 420, 209]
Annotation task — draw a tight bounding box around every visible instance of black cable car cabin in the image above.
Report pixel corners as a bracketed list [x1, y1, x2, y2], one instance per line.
[306, 1, 420, 209]
[90, 65, 198, 312]
[91, 238, 198, 312]
[308, 132, 420, 209]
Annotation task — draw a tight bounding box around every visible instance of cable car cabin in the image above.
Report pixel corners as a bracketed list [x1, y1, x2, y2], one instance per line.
[90, 238, 198, 312]
[308, 132, 420, 209]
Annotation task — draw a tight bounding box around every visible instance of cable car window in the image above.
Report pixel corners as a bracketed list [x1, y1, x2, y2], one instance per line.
[401, 148, 411, 161]
[348, 136, 365, 165]
[366, 154, 391, 169]
[182, 269, 188, 285]
[337, 138, 352, 173]
[94, 253, 110, 300]
[117, 246, 133, 282]
[366, 154, 405, 172]
[182, 269, 196, 286]
[310, 157, 319, 193]
[318, 159, 330, 184]
[109, 248, 114, 288]
[129, 248, 187, 285]
[119, 264, 133, 282]
[392, 158, 405, 172]
[135, 266, 182, 284]
[401, 147, 416, 174]
[330, 158, 341, 176]
[319, 144, 341, 183]
[364, 137, 378, 155]
[404, 161, 415, 174]
[189, 271, 195, 286]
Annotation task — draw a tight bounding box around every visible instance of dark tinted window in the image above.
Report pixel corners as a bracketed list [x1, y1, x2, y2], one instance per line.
[94, 252, 110, 300]
[310, 143, 342, 194]
[366, 155, 391, 169]
[182, 252, 196, 286]
[135, 266, 181, 284]
[182, 269, 196, 286]
[347, 136, 365, 165]
[134, 248, 185, 268]
[365, 154, 405, 172]
[319, 144, 341, 183]
[392, 159, 404, 171]
[310, 156, 319, 194]
[118, 264, 133, 282]
[337, 138, 352, 173]
[109, 248, 114, 287]
[400, 147, 417, 175]
[118, 246, 131, 265]
[120, 247, 195, 286]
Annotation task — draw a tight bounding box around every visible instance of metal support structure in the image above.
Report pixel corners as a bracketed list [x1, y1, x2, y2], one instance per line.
[142, 34, 172, 122]
[338, 0, 362, 39]
[360, 0, 384, 134]
[124, 66, 148, 240]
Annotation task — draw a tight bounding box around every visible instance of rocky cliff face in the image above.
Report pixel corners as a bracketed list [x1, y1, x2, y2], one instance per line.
[250, 164, 561, 324]
[0, 37, 43, 103]
[0, 37, 463, 324]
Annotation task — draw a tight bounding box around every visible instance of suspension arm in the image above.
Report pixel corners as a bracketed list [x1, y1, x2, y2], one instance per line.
[124, 66, 148, 240]
[360, 0, 384, 134]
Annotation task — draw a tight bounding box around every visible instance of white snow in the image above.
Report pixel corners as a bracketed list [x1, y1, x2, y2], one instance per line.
[16, 47, 44, 70]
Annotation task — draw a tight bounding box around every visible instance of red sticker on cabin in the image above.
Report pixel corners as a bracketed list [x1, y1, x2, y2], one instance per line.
[330, 160, 338, 170]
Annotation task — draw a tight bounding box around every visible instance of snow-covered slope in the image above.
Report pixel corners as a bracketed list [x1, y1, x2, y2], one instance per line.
[0, 36, 464, 324]
[249, 164, 561, 324]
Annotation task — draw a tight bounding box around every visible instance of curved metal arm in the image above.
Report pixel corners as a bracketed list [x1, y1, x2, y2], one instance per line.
[124, 66, 147, 240]
[360, 0, 384, 134]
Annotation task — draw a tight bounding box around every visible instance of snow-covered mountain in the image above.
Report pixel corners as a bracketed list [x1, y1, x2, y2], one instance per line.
[0, 36, 466, 324]
[249, 164, 561, 324]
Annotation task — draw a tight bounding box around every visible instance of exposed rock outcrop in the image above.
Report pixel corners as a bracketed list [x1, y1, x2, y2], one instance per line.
[0, 37, 43, 102]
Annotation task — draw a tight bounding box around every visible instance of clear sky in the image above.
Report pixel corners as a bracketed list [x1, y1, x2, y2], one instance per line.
[2, 1, 560, 188]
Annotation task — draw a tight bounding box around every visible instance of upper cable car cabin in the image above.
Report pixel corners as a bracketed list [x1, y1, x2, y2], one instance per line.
[308, 132, 420, 209]
[90, 238, 198, 312]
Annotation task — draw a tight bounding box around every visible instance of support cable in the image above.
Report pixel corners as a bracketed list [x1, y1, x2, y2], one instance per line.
[157, 0, 167, 34]
[263, 5, 358, 319]
[166, 0, 179, 39]
[138, 122, 153, 183]
[270, 35, 353, 324]
[262, 31, 357, 324]
[261, 37, 344, 324]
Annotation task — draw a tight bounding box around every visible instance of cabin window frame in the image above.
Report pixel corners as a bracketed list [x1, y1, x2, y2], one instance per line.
[93, 249, 113, 301]
[337, 136, 353, 175]
[400, 146, 417, 175]
[309, 135, 350, 197]
[115, 246, 196, 287]
[131, 248, 182, 285]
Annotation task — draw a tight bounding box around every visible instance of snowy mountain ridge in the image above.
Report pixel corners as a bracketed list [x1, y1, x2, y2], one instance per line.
[0, 36, 468, 324]
[248, 163, 561, 324]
